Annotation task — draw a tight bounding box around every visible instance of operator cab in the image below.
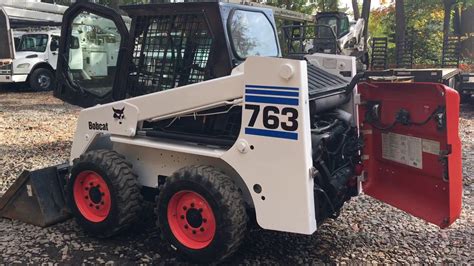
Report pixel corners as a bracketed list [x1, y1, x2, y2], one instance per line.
[282, 12, 351, 57]
[55, 2, 281, 107]
[55, 1, 349, 147]
[315, 12, 350, 39]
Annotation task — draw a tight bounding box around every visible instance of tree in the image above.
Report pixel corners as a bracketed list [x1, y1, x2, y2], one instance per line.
[460, 5, 473, 68]
[352, 0, 361, 19]
[395, 0, 406, 66]
[266, 0, 316, 14]
[443, 0, 457, 43]
[361, 0, 371, 50]
[309, 0, 339, 12]
[109, 0, 120, 10]
[326, 0, 339, 11]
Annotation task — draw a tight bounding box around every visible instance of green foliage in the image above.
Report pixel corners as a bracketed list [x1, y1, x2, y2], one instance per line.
[265, 0, 317, 14]
[369, 1, 470, 67]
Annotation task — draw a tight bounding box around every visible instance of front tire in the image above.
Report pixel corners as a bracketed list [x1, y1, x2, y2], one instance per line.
[29, 68, 55, 91]
[157, 165, 248, 263]
[67, 150, 142, 238]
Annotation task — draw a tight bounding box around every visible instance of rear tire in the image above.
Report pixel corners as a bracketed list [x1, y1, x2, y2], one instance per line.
[67, 149, 142, 238]
[157, 165, 247, 263]
[29, 68, 55, 91]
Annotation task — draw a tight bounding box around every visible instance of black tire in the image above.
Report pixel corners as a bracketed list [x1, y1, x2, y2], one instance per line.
[157, 165, 248, 263]
[67, 149, 142, 238]
[29, 68, 55, 91]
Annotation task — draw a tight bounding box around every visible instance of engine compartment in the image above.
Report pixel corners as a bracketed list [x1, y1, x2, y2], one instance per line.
[310, 109, 362, 223]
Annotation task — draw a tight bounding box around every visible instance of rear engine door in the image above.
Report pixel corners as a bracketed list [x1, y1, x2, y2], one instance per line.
[358, 82, 462, 228]
[54, 2, 129, 108]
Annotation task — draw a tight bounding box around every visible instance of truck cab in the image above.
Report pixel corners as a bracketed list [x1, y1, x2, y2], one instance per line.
[0, 29, 60, 90]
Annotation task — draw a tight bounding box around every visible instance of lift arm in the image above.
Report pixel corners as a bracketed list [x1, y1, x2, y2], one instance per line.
[70, 65, 246, 160]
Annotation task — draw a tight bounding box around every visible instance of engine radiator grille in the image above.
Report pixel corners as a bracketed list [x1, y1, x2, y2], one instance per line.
[307, 64, 349, 100]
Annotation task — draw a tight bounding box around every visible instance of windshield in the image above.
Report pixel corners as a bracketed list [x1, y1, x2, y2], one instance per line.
[316, 17, 338, 38]
[229, 10, 279, 59]
[18, 34, 49, 52]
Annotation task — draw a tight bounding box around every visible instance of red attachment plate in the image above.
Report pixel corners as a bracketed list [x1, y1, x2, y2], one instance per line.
[358, 82, 462, 228]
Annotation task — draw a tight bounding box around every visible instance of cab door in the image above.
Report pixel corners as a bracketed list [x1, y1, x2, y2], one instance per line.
[54, 2, 129, 108]
[358, 82, 462, 228]
[48, 35, 60, 70]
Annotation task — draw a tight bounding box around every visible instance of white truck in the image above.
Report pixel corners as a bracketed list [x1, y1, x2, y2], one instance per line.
[0, 0, 67, 90]
[0, 29, 61, 90]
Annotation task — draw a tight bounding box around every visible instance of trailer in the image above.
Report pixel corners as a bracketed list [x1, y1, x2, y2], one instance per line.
[459, 72, 474, 103]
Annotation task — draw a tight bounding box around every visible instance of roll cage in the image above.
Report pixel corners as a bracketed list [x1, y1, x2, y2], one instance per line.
[55, 2, 280, 108]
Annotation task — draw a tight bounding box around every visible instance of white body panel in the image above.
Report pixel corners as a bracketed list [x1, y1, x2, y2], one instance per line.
[70, 56, 317, 234]
[305, 53, 356, 78]
[338, 18, 365, 56]
[85, 52, 108, 77]
[0, 74, 27, 82]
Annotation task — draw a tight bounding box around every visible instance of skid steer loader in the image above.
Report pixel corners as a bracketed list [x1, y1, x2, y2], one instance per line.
[0, 1, 463, 263]
[283, 12, 369, 71]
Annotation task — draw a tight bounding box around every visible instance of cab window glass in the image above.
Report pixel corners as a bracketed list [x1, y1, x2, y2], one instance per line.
[229, 10, 279, 58]
[18, 34, 48, 52]
[67, 11, 121, 97]
[316, 17, 338, 38]
[51, 35, 60, 51]
[339, 17, 350, 37]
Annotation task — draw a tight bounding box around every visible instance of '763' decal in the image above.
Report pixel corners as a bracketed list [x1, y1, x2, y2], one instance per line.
[244, 85, 300, 140]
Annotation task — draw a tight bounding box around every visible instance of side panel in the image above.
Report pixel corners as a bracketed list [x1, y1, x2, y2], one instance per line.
[223, 56, 316, 234]
[358, 82, 462, 228]
[111, 141, 253, 205]
[71, 56, 316, 234]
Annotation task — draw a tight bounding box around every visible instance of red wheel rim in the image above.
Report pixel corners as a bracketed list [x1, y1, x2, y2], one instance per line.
[167, 190, 216, 249]
[73, 171, 112, 223]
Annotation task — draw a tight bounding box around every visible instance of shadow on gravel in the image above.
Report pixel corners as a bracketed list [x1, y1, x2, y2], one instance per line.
[0, 83, 31, 92]
[46, 205, 342, 265]
[460, 102, 474, 114]
[0, 103, 75, 113]
[0, 140, 72, 157]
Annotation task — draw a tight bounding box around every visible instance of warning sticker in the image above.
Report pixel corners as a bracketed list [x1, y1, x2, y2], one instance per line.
[422, 139, 441, 155]
[381, 133, 423, 169]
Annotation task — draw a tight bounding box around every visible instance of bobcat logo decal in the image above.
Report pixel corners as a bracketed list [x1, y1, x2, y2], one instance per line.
[113, 107, 125, 124]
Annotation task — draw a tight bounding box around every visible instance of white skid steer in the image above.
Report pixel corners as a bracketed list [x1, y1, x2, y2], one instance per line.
[0, 2, 463, 263]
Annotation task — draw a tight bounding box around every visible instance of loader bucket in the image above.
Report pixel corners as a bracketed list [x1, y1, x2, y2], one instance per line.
[0, 164, 71, 227]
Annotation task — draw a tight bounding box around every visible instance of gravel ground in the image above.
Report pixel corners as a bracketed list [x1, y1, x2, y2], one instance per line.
[0, 88, 473, 264]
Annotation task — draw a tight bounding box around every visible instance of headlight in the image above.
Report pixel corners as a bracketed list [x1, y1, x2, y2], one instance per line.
[17, 63, 30, 69]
